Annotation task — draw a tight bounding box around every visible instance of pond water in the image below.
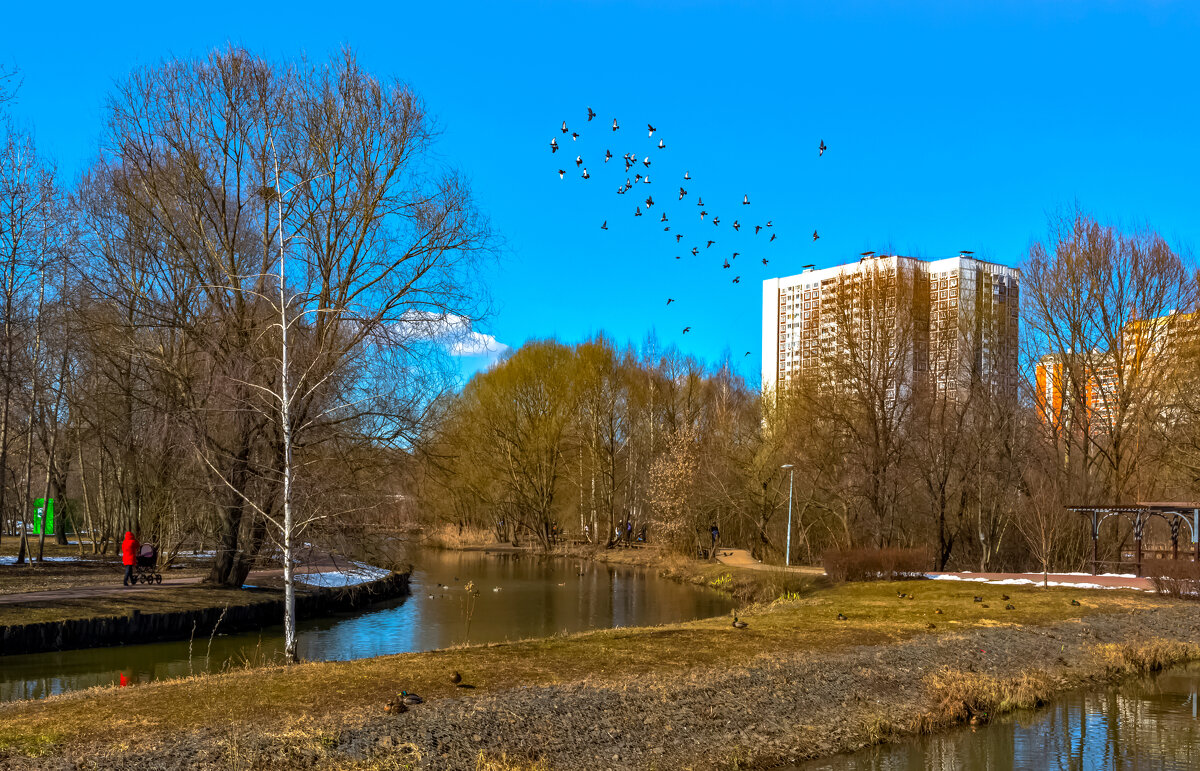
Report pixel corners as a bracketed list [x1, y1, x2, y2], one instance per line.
[794, 663, 1200, 770]
[0, 549, 733, 703]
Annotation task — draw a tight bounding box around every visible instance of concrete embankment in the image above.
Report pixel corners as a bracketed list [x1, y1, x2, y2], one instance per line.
[0, 571, 409, 657]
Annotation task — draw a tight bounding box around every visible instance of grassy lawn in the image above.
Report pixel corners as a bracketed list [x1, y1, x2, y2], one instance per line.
[0, 574, 1172, 757]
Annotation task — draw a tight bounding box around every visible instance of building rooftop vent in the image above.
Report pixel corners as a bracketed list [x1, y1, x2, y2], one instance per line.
[959, 250, 975, 257]
[801, 264, 815, 273]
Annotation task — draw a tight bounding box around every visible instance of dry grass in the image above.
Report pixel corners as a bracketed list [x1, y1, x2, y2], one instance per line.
[913, 636, 1200, 735]
[424, 524, 500, 550]
[0, 576, 1170, 759]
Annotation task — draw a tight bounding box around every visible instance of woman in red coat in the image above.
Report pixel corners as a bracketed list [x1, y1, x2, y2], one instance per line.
[121, 531, 139, 586]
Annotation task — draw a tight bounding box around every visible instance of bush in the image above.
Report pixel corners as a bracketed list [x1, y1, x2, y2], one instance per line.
[822, 546, 930, 583]
[1145, 559, 1200, 599]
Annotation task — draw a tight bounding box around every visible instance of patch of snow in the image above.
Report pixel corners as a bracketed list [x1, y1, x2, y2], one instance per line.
[294, 562, 391, 588]
[925, 574, 1139, 591]
[0, 555, 89, 565]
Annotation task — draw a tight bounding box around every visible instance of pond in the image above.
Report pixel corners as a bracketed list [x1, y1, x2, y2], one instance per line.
[794, 663, 1200, 770]
[0, 549, 734, 703]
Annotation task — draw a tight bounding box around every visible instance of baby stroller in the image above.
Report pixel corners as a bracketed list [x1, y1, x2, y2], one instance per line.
[133, 543, 163, 585]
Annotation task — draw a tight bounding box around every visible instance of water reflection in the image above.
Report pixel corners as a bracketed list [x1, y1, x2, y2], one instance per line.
[796, 665, 1200, 771]
[0, 550, 732, 703]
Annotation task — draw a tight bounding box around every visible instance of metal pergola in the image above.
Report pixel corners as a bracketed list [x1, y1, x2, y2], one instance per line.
[1067, 502, 1200, 576]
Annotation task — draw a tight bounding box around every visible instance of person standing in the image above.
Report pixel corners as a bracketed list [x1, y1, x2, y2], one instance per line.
[121, 531, 140, 586]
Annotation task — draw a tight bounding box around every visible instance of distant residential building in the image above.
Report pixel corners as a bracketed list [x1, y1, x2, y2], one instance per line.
[761, 252, 1020, 398]
[1035, 311, 1197, 432]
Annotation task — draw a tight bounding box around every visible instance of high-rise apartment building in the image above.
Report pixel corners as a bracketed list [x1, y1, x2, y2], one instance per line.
[761, 253, 1020, 398]
[1035, 311, 1197, 432]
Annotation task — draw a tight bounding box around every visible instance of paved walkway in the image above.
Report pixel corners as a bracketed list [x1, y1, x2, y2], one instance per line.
[0, 559, 347, 606]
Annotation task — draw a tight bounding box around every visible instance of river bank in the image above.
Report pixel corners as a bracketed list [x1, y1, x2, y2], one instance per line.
[0, 574, 1193, 770]
[0, 570, 411, 657]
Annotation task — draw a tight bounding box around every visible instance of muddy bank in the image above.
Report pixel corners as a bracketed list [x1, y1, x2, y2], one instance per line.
[0, 571, 409, 657]
[9, 602, 1198, 770]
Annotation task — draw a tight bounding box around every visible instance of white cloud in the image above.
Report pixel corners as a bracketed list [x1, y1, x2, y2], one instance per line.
[399, 310, 509, 359]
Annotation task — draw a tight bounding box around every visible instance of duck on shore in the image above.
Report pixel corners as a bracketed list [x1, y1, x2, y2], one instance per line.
[732, 616, 748, 629]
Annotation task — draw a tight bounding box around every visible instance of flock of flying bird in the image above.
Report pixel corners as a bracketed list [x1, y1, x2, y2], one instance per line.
[552, 109, 827, 347]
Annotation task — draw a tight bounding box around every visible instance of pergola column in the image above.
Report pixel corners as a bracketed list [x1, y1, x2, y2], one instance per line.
[1134, 512, 1145, 577]
[1092, 511, 1100, 576]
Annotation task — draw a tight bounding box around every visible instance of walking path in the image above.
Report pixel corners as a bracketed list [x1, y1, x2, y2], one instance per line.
[714, 548, 825, 575]
[0, 558, 349, 606]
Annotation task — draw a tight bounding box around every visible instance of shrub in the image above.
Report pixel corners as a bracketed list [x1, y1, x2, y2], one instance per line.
[1144, 559, 1200, 599]
[822, 546, 930, 583]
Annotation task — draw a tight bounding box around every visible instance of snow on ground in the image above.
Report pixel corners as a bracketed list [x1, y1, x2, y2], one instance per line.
[294, 561, 391, 587]
[926, 573, 1136, 590]
[0, 555, 91, 565]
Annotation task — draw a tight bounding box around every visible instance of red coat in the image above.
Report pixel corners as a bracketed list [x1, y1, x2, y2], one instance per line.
[121, 532, 139, 566]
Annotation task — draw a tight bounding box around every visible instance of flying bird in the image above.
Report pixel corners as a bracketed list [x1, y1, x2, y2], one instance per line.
[558, 169, 565, 179]
[666, 298, 674, 305]
[642, 176, 651, 183]
[561, 121, 568, 133]
[634, 206, 642, 217]
[660, 212, 668, 222]
[682, 327, 691, 334]
[642, 156, 651, 168]
[575, 155, 583, 167]
[679, 187, 687, 200]
[645, 195, 654, 207]
[770, 233, 777, 242]
[676, 234, 683, 242]
[612, 118, 620, 131]
[706, 240, 715, 248]
[647, 123, 656, 137]
[819, 139, 827, 156]
[581, 168, 589, 179]
[743, 194, 750, 205]
[700, 210, 707, 220]
[697, 197, 704, 206]
[605, 149, 613, 162]
[663, 226, 669, 231]
[616, 187, 626, 195]
[600, 221, 608, 230]
[691, 247, 699, 256]
[732, 276, 740, 284]
[684, 171, 691, 180]
[551, 138, 559, 153]
[722, 259, 730, 269]
[745, 351, 751, 356]
[812, 230, 820, 241]
[635, 174, 642, 183]
[571, 132, 579, 141]
[588, 107, 597, 121]
[732, 252, 740, 260]
[657, 139, 665, 149]
[733, 221, 740, 231]
[762, 258, 769, 265]
[712, 216, 720, 226]
[755, 225, 762, 234]
[766, 220, 773, 227]
[625, 158, 633, 172]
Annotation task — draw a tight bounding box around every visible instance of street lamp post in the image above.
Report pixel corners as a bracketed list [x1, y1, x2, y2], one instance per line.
[781, 464, 794, 566]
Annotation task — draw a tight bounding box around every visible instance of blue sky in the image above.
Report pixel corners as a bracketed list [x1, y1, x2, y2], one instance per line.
[3, 1, 1199, 384]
